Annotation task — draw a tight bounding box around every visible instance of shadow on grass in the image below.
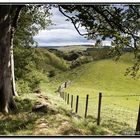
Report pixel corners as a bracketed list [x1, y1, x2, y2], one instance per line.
[0, 115, 37, 135]
[15, 98, 34, 112]
[0, 98, 41, 135]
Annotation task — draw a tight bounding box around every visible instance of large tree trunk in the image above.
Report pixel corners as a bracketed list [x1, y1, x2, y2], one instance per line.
[0, 6, 17, 113]
[11, 45, 18, 97]
[10, 6, 23, 97]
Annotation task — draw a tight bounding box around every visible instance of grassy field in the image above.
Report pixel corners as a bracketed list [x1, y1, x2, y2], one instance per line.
[57, 45, 93, 52]
[2, 49, 138, 135]
[0, 84, 115, 136]
[49, 52, 140, 130]
[2, 46, 138, 136]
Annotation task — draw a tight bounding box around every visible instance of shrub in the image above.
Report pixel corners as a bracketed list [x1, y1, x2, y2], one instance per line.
[23, 69, 45, 91]
[14, 47, 68, 93]
[16, 79, 31, 94]
[48, 70, 56, 77]
[70, 56, 93, 69]
[89, 49, 111, 60]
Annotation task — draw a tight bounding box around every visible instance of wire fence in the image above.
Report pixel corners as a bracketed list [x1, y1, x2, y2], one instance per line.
[59, 91, 140, 135]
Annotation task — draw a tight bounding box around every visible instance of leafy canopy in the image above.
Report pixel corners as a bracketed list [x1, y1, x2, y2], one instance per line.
[58, 4, 140, 77]
[14, 5, 52, 48]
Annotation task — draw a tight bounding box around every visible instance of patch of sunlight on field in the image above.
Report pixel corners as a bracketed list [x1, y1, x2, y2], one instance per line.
[67, 60, 140, 92]
[57, 45, 93, 52]
[51, 52, 140, 131]
[64, 54, 140, 112]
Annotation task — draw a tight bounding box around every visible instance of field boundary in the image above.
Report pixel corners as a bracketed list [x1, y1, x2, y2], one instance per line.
[58, 90, 140, 135]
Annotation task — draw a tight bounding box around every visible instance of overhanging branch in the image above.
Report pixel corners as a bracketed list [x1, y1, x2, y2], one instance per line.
[58, 6, 89, 36]
[12, 6, 24, 29]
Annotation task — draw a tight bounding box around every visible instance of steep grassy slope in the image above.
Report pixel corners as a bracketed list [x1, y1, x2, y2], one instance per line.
[49, 53, 140, 113]
[9, 49, 139, 135]
[66, 54, 140, 95]
[50, 53, 140, 94]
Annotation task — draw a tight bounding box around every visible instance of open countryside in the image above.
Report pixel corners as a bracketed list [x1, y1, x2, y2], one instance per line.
[0, 4, 140, 136]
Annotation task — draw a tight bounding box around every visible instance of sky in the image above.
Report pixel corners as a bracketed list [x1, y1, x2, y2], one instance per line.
[34, 7, 111, 47]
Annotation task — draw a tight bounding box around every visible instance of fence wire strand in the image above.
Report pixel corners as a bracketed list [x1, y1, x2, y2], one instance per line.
[59, 91, 139, 134]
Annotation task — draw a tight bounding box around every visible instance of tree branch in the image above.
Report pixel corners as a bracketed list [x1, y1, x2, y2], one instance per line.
[58, 6, 89, 36]
[12, 6, 24, 29]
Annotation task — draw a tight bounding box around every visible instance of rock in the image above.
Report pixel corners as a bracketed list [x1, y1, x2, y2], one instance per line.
[32, 104, 58, 114]
[44, 96, 48, 100]
[34, 88, 41, 94]
[32, 104, 48, 113]
[37, 95, 43, 98]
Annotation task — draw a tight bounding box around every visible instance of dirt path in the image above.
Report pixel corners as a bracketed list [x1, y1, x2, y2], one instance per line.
[33, 93, 84, 135]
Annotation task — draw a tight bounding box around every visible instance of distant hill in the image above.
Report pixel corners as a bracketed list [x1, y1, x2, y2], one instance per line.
[38, 46, 62, 49]
[38, 44, 94, 49]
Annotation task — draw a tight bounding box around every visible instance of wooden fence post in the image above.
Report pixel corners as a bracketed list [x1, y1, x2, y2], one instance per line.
[65, 92, 67, 102]
[85, 94, 89, 118]
[63, 92, 65, 100]
[75, 95, 79, 113]
[64, 82, 67, 88]
[136, 103, 140, 135]
[67, 93, 69, 104]
[71, 95, 73, 109]
[62, 92, 64, 100]
[97, 92, 102, 125]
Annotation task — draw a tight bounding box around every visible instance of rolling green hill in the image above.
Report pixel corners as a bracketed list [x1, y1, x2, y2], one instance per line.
[57, 45, 93, 52]
[13, 48, 140, 135]
[66, 54, 140, 95]
[49, 53, 140, 113]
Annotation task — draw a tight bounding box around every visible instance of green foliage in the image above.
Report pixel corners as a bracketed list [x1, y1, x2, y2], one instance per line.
[59, 5, 140, 77]
[14, 46, 68, 93]
[14, 46, 34, 79]
[48, 70, 56, 77]
[88, 48, 111, 60]
[32, 48, 69, 71]
[16, 80, 31, 94]
[70, 56, 93, 68]
[43, 49, 69, 71]
[23, 69, 45, 91]
[95, 39, 103, 48]
[14, 5, 51, 47]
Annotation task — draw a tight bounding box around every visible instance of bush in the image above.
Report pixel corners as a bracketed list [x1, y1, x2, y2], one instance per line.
[70, 56, 93, 69]
[16, 79, 31, 94]
[89, 49, 111, 60]
[23, 69, 45, 91]
[14, 47, 69, 93]
[48, 70, 56, 77]
[63, 52, 80, 61]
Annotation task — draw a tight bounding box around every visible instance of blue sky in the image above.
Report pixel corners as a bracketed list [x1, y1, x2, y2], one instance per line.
[34, 7, 111, 47]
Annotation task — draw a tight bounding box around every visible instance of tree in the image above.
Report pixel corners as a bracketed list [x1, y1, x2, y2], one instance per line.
[14, 5, 51, 48]
[0, 4, 139, 113]
[13, 5, 51, 93]
[0, 6, 23, 113]
[95, 39, 103, 48]
[0, 5, 51, 113]
[58, 4, 140, 77]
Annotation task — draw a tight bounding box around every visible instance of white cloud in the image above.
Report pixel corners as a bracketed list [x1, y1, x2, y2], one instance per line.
[34, 7, 111, 47]
[38, 42, 95, 46]
[102, 40, 111, 46]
